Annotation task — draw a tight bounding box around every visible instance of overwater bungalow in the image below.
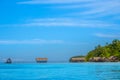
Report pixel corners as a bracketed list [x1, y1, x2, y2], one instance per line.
[36, 58, 48, 63]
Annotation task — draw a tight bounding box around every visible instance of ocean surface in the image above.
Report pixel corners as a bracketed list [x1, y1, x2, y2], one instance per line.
[0, 63, 120, 80]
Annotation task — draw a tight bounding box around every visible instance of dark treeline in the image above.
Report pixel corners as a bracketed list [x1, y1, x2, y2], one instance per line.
[70, 39, 120, 62]
[86, 39, 120, 61]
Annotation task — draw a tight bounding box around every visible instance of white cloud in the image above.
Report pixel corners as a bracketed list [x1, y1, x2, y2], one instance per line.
[1, 18, 118, 29]
[95, 33, 120, 38]
[17, 0, 94, 4]
[0, 39, 64, 44]
[17, 0, 120, 19]
[79, 0, 120, 17]
[55, 0, 120, 19]
[16, 0, 120, 27]
[0, 39, 89, 45]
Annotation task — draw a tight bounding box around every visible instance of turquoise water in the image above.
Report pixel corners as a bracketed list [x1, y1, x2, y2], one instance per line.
[0, 63, 120, 80]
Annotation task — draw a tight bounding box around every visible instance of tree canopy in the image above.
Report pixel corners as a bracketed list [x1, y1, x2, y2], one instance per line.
[70, 39, 120, 62]
[86, 39, 120, 61]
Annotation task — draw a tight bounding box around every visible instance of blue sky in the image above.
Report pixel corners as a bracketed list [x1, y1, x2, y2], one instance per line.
[0, 0, 120, 62]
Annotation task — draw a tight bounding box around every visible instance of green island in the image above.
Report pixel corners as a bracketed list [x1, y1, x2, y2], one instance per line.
[70, 39, 120, 62]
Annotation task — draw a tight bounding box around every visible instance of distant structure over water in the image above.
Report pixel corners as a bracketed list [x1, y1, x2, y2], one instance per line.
[70, 57, 85, 62]
[5, 58, 12, 64]
[70, 56, 85, 62]
[36, 58, 48, 63]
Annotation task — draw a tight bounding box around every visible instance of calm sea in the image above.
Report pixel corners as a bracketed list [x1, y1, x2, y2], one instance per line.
[0, 63, 120, 80]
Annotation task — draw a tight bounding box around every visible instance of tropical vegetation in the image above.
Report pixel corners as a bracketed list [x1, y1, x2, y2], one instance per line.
[70, 39, 120, 62]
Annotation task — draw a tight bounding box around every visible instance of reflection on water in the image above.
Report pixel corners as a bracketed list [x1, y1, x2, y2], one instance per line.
[0, 63, 120, 80]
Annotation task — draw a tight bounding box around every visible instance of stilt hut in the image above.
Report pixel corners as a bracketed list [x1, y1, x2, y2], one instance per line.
[36, 58, 48, 63]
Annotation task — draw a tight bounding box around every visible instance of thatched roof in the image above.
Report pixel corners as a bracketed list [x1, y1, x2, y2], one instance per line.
[36, 58, 48, 61]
